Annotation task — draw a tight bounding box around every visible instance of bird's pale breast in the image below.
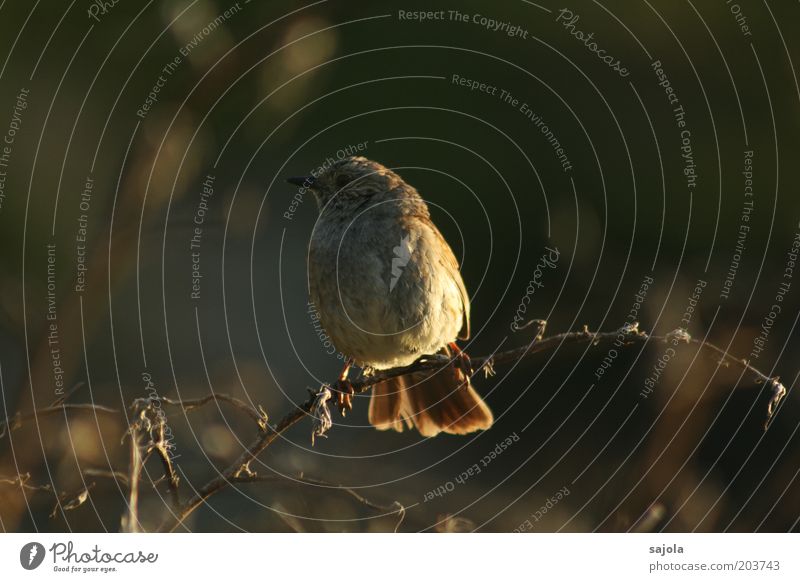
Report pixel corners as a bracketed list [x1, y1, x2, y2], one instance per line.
[309, 211, 464, 369]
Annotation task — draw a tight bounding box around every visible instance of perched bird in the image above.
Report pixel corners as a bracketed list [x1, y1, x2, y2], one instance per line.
[288, 157, 493, 437]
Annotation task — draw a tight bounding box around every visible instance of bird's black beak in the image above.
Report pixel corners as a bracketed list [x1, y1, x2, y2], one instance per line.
[286, 175, 315, 188]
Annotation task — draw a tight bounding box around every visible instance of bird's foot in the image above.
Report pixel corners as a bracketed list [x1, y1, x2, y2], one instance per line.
[333, 358, 355, 416]
[448, 342, 474, 377]
[333, 379, 355, 416]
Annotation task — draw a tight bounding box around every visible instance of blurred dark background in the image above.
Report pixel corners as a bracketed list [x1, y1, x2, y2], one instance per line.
[0, 0, 798, 532]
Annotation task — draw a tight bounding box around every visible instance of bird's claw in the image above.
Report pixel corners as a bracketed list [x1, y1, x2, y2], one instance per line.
[448, 342, 474, 377]
[334, 380, 355, 416]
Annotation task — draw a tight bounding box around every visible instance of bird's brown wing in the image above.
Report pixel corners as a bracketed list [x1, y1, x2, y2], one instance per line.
[423, 217, 471, 340]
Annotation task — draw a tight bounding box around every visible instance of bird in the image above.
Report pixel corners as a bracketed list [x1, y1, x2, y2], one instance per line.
[287, 156, 493, 437]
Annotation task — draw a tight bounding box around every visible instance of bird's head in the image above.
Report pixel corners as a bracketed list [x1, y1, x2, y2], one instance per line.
[287, 156, 404, 212]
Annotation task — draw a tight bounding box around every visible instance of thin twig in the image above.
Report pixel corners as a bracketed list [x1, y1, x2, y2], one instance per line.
[0, 392, 267, 441]
[123, 398, 184, 529]
[148, 409, 180, 508]
[3, 321, 787, 532]
[160, 321, 787, 531]
[49, 483, 95, 520]
[122, 419, 143, 533]
[0, 403, 119, 439]
[0, 472, 53, 492]
[160, 394, 269, 430]
[83, 468, 130, 486]
[158, 404, 308, 532]
[230, 473, 406, 532]
[345, 322, 787, 427]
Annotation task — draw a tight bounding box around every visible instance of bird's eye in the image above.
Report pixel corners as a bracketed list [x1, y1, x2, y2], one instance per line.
[336, 174, 351, 189]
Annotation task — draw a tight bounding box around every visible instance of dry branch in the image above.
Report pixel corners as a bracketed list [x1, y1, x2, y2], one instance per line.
[228, 473, 406, 532]
[159, 321, 786, 530]
[0, 403, 119, 439]
[50, 483, 96, 520]
[0, 472, 53, 493]
[83, 468, 130, 485]
[341, 321, 786, 428]
[160, 394, 269, 430]
[158, 404, 307, 532]
[2, 320, 789, 532]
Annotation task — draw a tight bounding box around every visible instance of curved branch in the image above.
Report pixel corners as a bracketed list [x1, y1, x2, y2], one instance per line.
[158, 402, 313, 532]
[161, 322, 787, 531]
[4, 321, 787, 532]
[334, 322, 786, 431]
[160, 394, 269, 430]
[0, 472, 53, 493]
[0, 403, 119, 439]
[230, 473, 406, 532]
